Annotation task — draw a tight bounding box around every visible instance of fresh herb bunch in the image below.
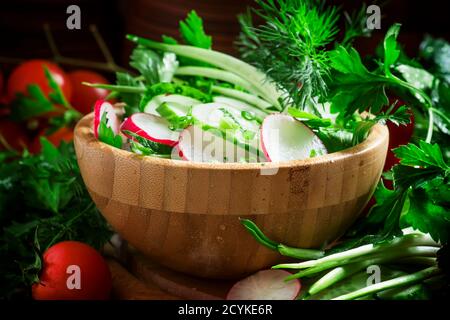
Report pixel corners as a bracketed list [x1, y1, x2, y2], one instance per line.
[0, 140, 112, 299]
[238, 0, 449, 300]
[237, 0, 340, 109]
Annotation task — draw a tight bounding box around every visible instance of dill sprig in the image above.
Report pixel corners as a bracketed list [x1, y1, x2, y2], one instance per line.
[236, 0, 340, 109]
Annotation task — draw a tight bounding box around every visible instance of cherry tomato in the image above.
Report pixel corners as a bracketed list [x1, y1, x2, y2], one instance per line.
[0, 120, 29, 151]
[68, 70, 110, 114]
[32, 241, 112, 300]
[7, 60, 72, 103]
[29, 127, 74, 154]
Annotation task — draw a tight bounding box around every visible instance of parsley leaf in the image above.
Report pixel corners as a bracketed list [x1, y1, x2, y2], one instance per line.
[352, 104, 411, 145]
[327, 46, 389, 116]
[347, 141, 449, 247]
[98, 112, 122, 149]
[130, 47, 161, 84]
[10, 85, 55, 120]
[393, 140, 448, 170]
[179, 10, 212, 49]
[44, 67, 70, 108]
[403, 176, 450, 244]
[383, 23, 401, 77]
[124, 131, 173, 156]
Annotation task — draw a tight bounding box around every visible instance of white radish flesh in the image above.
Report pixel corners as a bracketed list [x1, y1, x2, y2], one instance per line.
[226, 270, 301, 300]
[261, 114, 327, 162]
[93, 100, 120, 139]
[177, 125, 258, 163]
[191, 103, 260, 133]
[120, 113, 179, 147]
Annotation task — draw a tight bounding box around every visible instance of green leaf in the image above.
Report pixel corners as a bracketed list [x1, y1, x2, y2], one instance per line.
[44, 67, 70, 108]
[403, 177, 450, 244]
[10, 85, 55, 120]
[125, 130, 173, 156]
[383, 23, 401, 76]
[316, 128, 353, 153]
[98, 112, 122, 149]
[350, 182, 405, 240]
[179, 10, 212, 49]
[328, 46, 389, 116]
[393, 141, 448, 170]
[162, 35, 178, 45]
[139, 83, 211, 112]
[395, 64, 434, 90]
[130, 47, 161, 84]
[156, 102, 193, 130]
[419, 35, 450, 83]
[287, 108, 332, 128]
[116, 72, 144, 115]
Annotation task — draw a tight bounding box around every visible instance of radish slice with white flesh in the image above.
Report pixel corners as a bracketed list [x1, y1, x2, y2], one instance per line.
[226, 270, 301, 300]
[120, 113, 179, 147]
[177, 125, 259, 163]
[143, 94, 201, 116]
[261, 114, 327, 162]
[93, 100, 120, 139]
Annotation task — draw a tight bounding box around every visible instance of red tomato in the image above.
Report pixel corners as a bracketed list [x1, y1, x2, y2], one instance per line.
[0, 120, 29, 151]
[68, 70, 110, 114]
[7, 60, 72, 102]
[29, 127, 74, 154]
[32, 241, 112, 300]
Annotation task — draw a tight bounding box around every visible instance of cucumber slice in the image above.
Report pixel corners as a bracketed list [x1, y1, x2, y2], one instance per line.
[143, 94, 201, 116]
[139, 83, 211, 111]
[213, 96, 268, 120]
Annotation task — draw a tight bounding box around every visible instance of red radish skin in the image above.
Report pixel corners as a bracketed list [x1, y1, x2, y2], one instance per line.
[261, 114, 327, 162]
[93, 100, 120, 139]
[120, 113, 179, 147]
[227, 269, 301, 300]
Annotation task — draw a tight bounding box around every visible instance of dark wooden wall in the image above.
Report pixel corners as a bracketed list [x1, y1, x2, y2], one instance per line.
[0, 0, 448, 77]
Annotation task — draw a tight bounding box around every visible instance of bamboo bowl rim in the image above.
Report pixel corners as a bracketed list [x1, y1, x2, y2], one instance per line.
[75, 113, 389, 171]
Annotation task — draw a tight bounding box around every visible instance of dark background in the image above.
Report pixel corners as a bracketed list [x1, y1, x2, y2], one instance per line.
[0, 0, 448, 79]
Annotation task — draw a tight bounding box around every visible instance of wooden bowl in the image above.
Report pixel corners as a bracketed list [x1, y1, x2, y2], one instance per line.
[74, 113, 389, 279]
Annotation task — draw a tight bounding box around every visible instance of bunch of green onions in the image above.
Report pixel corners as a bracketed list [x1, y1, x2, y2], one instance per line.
[241, 219, 443, 300]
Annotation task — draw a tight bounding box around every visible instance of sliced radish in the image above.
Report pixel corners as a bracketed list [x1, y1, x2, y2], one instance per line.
[120, 113, 179, 147]
[143, 94, 201, 116]
[226, 270, 301, 300]
[93, 100, 120, 139]
[261, 114, 327, 162]
[177, 125, 258, 163]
